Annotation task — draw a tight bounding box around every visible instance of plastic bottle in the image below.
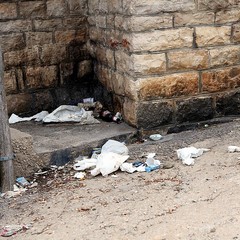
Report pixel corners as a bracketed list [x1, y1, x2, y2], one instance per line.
[100, 110, 114, 122]
[145, 165, 160, 172]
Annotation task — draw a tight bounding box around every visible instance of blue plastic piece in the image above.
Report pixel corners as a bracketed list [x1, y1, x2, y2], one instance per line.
[145, 165, 160, 172]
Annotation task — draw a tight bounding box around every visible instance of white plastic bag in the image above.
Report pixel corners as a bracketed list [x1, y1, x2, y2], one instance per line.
[177, 147, 210, 166]
[120, 162, 145, 173]
[101, 140, 129, 155]
[73, 158, 97, 171]
[9, 111, 49, 124]
[228, 146, 240, 153]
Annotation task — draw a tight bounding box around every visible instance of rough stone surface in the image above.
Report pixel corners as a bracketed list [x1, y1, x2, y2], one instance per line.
[202, 67, 240, 93]
[139, 72, 199, 100]
[176, 97, 214, 123]
[137, 100, 174, 129]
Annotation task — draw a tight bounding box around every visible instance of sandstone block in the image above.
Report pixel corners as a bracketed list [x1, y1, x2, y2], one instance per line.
[26, 32, 52, 46]
[7, 93, 33, 115]
[4, 47, 39, 69]
[96, 15, 107, 28]
[67, 0, 87, 14]
[197, 0, 238, 10]
[133, 53, 166, 75]
[176, 97, 214, 123]
[216, 9, 240, 24]
[19, 1, 46, 18]
[232, 23, 240, 43]
[0, 33, 25, 52]
[63, 17, 86, 29]
[195, 26, 231, 47]
[25, 66, 57, 89]
[131, 28, 193, 52]
[137, 100, 174, 129]
[99, 0, 108, 13]
[168, 49, 209, 71]
[117, 15, 173, 32]
[41, 44, 67, 65]
[0, 3, 17, 19]
[202, 66, 240, 93]
[33, 90, 55, 114]
[88, 0, 99, 14]
[55, 30, 76, 43]
[216, 90, 240, 116]
[34, 19, 63, 30]
[115, 51, 133, 74]
[139, 72, 199, 100]
[75, 29, 87, 43]
[174, 12, 214, 26]
[60, 63, 74, 85]
[112, 72, 125, 96]
[96, 65, 113, 91]
[47, 0, 67, 17]
[4, 70, 17, 94]
[77, 60, 92, 79]
[0, 20, 32, 32]
[124, 0, 196, 14]
[209, 46, 240, 67]
[123, 98, 137, 126]
[108, 0, 123, 13]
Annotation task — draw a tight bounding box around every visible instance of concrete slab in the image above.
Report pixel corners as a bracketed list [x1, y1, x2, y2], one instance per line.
[11, 121, 136, 167]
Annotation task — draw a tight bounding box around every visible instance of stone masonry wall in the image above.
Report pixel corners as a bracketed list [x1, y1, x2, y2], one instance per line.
[89, 0, 240, 128]
[1, 0, 92, 115]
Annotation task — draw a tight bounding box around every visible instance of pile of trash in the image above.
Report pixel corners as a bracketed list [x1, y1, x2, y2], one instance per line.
[9, 98, 123, 125]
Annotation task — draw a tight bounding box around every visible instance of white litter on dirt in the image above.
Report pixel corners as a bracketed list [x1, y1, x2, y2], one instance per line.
[177, 147, 210, 166]
[228, 146, 240, 153]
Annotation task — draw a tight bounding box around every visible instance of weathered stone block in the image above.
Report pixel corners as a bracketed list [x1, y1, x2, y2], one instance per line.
[47, 0, 68, 17]
[0, 33, 25, 52]
[4, 70, 17, 94]
[88, 0, 99, 14]
[4, 47, 39, 68]
[195, 26, 231, 47]
[137, 100, 174, 129]
[55, 30, 76, 43]
[0, 20, 32, 32]
[112, 71, 125, 96]
[67, 0, 87, 14]
[124, 0, 196, 14]
[216, 9, 240, 24]
[108, 0, 123, 13]
[77, 60, 92, 79]
[131, 28, 193, 52]
[202, 66, 240, 93]
[117, 15, 173, 32]
[0, 3, 17, 19]
[99, 0, 108, 13]
[139, 72, 199, 100]
[176, 97, 214, 123]
[26, 32, 52, 46]
[123, 98, 137, 126]
[25, 66, 57, 89]
[209, 46, 240, 67]
[216, 90, 240, 116]
[233, 23, 240, 43]
[174, 12, 214, 26]
[41, 44, 67, 65]
[133, 53, 166, 75]
[168, 50, 209, 70]
[75, 29, 87, 43]
[19, 1, 46, 18]
[34, 19, 63, 30]
[33, 90, 55, 114]
[7, 93, 33, 115]
[197, 0, 238, 11]
[96, 65, 113, 91]
[63, 17, 86, 29]
[60, 63, 74, 85]
[96, 15, 107, 28]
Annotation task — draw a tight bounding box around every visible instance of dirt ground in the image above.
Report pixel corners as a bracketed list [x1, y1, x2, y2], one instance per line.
[1, 119, 240, 240]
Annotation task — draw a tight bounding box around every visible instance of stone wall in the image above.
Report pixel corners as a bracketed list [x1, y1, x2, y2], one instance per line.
[1, 0, 94, 115]
[89, 0, 240, 128]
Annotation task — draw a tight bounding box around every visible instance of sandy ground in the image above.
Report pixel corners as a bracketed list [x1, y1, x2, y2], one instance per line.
[1, 119, 240, 240]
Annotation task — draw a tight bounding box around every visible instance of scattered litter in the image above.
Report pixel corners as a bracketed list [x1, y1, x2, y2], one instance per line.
[101, 140, 128, 155]
[1, 184, 27, 199]
[16, 177, 30, 187]
[228, 146, 240, 153]
[149, 134, 163, 141]
[29, 182, 38, 188]
[100, 110, 122, 123]
[120, 162, 145, 173]
[9, 111, 49, 124]
[43, 105, 100, 124]
[177, 147, 210, 166]
[83, 97, 94, 103]
[74, 172, 86, 180]
[146, 153, 161, 167]
[73, 158, 97, 171]
[0, 224, 31, 237]
[91, 152, 129, 177]
[145, 165, 160, 172]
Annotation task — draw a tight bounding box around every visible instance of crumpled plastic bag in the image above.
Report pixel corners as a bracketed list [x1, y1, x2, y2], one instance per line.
[177, 147, 210, 166]
[9, 111, 49, 124]
[101, 139, 128, 155]
[146, 153, 161, 166]
[73, 158, 97, 171]
[120, 162, 145, 173]
[43, 105, 100, 124]
[228, 146, 240, 153]
[91, 152, 129, 176]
